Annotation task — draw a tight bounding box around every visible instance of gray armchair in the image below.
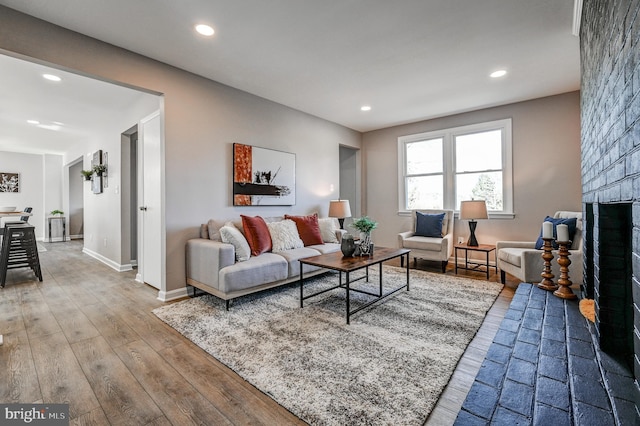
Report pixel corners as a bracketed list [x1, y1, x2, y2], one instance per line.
[497, 211, 583, 285]
[398, 209, 454, 273]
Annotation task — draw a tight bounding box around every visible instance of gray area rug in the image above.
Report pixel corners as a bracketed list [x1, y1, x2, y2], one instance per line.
[153, 265, 503, 425]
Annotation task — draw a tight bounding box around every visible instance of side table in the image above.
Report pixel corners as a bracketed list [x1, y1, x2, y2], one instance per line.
[454, 243, 497, 280]
[48, 216, 67, 243]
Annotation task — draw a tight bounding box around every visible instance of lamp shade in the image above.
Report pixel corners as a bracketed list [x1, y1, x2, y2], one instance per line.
[459, 200, 488, 220]
[328, 200, 352, 218]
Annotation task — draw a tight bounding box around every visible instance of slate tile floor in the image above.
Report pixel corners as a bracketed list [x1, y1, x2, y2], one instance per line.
[454, 283, 637, 425]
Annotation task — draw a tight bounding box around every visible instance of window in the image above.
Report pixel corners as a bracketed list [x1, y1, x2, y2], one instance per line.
[398, 119, 512, 215]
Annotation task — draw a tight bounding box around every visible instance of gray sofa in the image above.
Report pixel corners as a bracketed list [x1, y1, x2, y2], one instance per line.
[186, 216, 344, 308]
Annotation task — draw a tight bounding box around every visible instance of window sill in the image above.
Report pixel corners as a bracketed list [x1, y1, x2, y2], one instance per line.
[398, 211, 515, 219]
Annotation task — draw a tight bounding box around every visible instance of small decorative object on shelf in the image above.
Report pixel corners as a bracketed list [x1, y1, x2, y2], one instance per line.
[350, 216, 377, 256]
[50, 209, 64, 216]
[554, 240, 577, 299]
[340, 233, 356, 257]
[538, 237, 557, 291]
[81, 170, 93, 181]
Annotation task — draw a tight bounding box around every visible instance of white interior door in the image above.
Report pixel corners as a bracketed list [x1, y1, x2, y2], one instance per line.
[136, 111, 163, 290]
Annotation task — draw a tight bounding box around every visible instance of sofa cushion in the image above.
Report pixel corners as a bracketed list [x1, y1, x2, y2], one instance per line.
[219, 224, 251, 262]
[219, 253, 288, 293]
[318, 217, 339, 243]
[285, 213, 324, 246]
[534, 216, 577, 249]
[307, 242, 341, 255]
[276, 247, 323, 276]
[498, 247, 525, 267]
[267, 219, 304, 252]
[401, 235, 444, 252]
[241, 215, 273, 256]
[415, 211, 445, 237]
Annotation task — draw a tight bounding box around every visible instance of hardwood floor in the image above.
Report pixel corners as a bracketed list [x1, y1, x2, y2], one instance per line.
[0, 241, 518, 425]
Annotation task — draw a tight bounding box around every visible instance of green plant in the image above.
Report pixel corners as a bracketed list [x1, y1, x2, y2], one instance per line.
[350, 216, 378, 234]
[50, 209, 64, 216]
[92, 164, 107, 176]
[81, 169, 93, 180]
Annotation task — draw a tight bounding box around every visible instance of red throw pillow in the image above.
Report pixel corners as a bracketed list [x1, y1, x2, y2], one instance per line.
[285, 213, 323, 246]
[241, 215, 272, 256]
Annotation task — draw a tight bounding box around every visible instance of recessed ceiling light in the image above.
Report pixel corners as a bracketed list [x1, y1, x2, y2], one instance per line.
[27, 120, 40, 125]
[361, 105, 372, 111]
[43, 74, 62, 82]
[490, 70, 507, 78]
[195, 24, 215, 36]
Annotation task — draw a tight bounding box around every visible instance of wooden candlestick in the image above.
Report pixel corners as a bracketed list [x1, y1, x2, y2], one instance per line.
[553, 241, 577, 299]
[538, 238, 557, 291]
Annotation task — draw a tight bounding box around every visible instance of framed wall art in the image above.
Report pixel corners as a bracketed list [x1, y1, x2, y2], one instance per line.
[233, 143, 296, 206]
[0, 172, 19, 192]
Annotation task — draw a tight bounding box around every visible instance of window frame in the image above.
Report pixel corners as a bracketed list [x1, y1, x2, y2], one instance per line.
[397, 118, 513, 217]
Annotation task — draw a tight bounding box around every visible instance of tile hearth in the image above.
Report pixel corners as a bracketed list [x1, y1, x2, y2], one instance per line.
[454, 284, 636, 425]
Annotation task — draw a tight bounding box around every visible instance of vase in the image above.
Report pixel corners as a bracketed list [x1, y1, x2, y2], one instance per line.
[359, 232, 372, 256]
[340, 233, 356, 257]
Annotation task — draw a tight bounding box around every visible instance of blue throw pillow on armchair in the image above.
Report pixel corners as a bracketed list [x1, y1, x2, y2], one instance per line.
[534, 216, 577, 249]
[415, 211, 445, 237]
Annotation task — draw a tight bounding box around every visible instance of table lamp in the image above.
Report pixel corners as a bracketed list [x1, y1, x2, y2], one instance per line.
[328, 200, 352, 229]
[459, 200, 488, 246]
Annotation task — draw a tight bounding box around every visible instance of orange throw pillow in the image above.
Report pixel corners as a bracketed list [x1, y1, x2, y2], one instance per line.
[285, 213, 323, 246]
[241, 215, 272, 256]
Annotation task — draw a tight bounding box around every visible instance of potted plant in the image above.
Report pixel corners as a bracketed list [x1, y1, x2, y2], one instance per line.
[92, 164, 107, 176]
[50, 209, 64, 216]
[81, 169, 93, 181]
[350, 216, 378, 255]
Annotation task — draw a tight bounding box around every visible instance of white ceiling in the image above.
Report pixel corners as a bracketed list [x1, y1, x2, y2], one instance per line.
[0, 0, 580, 155]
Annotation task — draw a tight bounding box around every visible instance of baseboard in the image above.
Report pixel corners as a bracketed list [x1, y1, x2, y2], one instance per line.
[82, 247, 134, 272]
[157, 287, 189, 302]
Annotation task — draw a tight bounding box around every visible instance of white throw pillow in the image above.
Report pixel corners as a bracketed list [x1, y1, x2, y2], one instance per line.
[318, 217, 339, 243]
[267, 219, 304, 252]
[219, 225, 251, 261]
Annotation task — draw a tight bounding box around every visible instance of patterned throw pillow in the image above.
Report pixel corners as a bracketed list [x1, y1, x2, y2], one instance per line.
[267, 219, 305, 252]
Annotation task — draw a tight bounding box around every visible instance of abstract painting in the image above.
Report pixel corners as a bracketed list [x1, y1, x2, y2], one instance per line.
[0, 172, 19, 192]
[233, 143, 295, 206]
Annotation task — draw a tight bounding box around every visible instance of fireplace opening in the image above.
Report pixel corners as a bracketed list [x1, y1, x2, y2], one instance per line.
[589, 202, 634, 372]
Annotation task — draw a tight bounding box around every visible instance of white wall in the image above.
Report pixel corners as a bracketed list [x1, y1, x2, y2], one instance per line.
[0, 6, 362, 293]
[362, 91, 582, 249]
[61, 93, 160, 269]
[0, 151, 58, 239]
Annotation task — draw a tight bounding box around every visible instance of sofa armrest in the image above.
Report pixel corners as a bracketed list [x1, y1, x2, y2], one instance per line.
[398, 231, 415, 243]
[496, 241, 536, 250]
[335, 229, 347, 243]
[186, 238, 235, 290]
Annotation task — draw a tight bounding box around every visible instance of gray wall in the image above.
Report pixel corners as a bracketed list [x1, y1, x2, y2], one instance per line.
[362, 91, 582, 249]
[0, 6, 361, 293]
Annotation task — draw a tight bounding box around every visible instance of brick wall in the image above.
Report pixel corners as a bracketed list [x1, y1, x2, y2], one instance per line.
[580, 0, 640, 419]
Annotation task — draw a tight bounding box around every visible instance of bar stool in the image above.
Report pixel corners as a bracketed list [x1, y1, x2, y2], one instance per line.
[0, 222, 42, 288]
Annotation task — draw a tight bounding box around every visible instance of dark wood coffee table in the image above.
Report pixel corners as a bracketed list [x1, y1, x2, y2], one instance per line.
[299, 247, 410, 324]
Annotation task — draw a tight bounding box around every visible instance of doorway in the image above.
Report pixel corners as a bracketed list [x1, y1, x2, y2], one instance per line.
[338, 145, 360, 227]
[67, 158, 84, 239]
